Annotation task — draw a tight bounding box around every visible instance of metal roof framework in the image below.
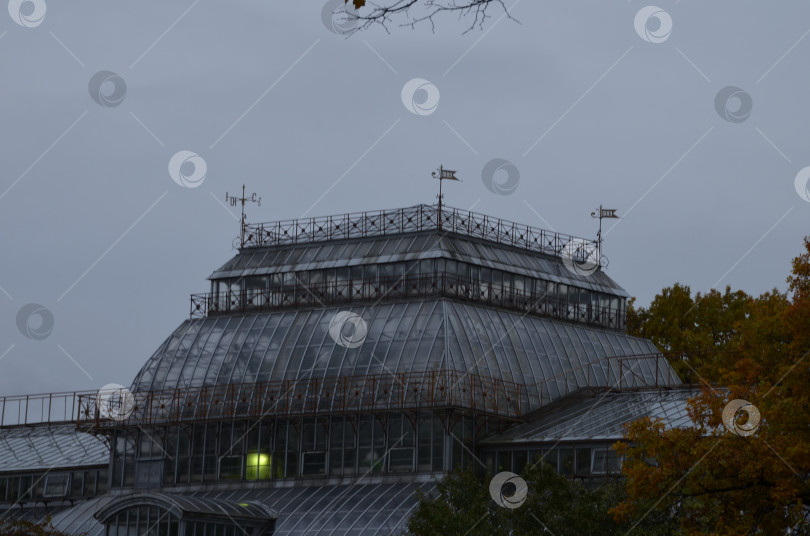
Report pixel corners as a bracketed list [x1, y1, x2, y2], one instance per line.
[0, 424, 108, 472]
[93, 492, 278, 525]
[480, 388, 696, 444]
[133, 301, 674, 398]
[42, 481, 434, 536]
[78, 355, 677, 430]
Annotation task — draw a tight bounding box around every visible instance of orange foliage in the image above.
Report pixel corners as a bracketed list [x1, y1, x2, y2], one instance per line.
[614, 237, 810, 534]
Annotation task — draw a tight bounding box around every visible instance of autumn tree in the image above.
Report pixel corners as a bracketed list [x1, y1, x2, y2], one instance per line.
[627, 283, 756, 383]
[614, 238, 810, 534]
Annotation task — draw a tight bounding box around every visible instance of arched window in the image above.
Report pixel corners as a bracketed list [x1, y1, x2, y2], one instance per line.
[95, 493, 276, 536]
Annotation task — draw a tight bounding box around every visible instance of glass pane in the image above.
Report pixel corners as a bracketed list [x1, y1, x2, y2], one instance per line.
[43, 474, 69, 497]
[606, 449, 622, 473]
[576, 447, 592, 476]
[559, 448, 573, 476]
[219, 455, 242, 480]
[343, 447, 356, 476]
[592, 449, 608, 473]
[70, 472, 84, 497]
[190, 457, 204, 483]
[135, 460, 163, 488]
[302, 451, 327, 475]
[430, 415, 443, 472]
[389, 447, 414, 472]
[417, 414, 431, 472]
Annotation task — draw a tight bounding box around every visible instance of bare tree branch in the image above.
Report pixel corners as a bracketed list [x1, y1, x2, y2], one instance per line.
[341, 0, 518, 34]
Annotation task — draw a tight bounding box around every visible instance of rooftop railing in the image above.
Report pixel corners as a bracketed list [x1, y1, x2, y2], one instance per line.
[190, 271, 626, 331]
[0, 390, 91, 428]
[241, 204, 598, 260]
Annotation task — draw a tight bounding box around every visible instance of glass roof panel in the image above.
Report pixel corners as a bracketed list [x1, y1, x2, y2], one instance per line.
[262, 248, 283, 267]
[132, 300, 674, 414]
[0, 424, 108, 473]
[49, 495, 115, 536]
[313, 244, 336, 262]
[232, 253, 253, 270]
[219, 481, 432, 535]
[379, 237, 402, 256]
[480, 388, 696, 444]
[337, 241, 359, 260]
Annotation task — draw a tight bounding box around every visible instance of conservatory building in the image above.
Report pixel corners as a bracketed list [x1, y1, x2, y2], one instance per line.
[0, 203, 691, 535]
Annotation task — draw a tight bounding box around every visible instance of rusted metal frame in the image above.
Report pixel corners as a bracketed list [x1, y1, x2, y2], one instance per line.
[72, 357, 672, 430]
[78, 405, 523, 436]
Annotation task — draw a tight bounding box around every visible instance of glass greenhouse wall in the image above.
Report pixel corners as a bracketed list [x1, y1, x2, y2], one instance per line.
[109, 413, 483, 488]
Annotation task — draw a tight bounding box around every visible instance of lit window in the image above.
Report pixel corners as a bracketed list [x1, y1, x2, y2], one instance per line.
[246, 451, 272, 480]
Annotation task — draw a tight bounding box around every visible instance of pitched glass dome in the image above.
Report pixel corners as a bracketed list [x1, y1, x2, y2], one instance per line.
[132, 300, 676, 412]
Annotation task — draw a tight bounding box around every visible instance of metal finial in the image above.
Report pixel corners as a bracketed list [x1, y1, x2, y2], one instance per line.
[432, 165, 460, 230]
[226, 185, 262, 248]
[591, 205, 619, 266]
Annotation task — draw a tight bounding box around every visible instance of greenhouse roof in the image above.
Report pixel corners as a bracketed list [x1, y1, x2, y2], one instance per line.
[132, 300, 677, 416]
[480, 388, 695, 444]
[0, 424, 108, 473]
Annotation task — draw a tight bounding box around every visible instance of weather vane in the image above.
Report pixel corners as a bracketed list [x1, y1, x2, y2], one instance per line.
[591, 205, 619, 263]
[432, 165, 460, 230]
[226, 185, 262, 248]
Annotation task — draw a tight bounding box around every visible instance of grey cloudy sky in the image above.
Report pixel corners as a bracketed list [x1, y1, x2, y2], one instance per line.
[1, 1, 808, 396]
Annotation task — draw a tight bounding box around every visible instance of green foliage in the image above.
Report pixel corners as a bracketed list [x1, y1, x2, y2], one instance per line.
[406, 468, 500, 536]
[405, 464, 677, 536]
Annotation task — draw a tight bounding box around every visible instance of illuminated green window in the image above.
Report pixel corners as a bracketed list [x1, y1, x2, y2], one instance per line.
[245, 451, 272, 480]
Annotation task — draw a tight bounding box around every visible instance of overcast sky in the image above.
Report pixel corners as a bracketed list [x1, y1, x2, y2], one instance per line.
[1, 1, 808, 397]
